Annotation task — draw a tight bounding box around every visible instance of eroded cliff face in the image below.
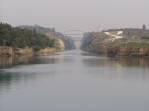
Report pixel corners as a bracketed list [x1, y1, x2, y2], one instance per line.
[46, 32, 76, 50]
[15, 47, 33, 56]
[0, 47, 56, 57]
[56, 39, 65, 51]
[0, 38, 68, 57]
[35, 48, 56, 56]
[81, 29, 149, 57]
[0, 47, 14, 57]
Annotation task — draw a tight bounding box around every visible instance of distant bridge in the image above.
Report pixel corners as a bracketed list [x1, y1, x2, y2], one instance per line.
[63, 30, 84, 37]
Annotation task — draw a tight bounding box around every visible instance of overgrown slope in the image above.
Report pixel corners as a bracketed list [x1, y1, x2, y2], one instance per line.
[81, 28, 149, 57]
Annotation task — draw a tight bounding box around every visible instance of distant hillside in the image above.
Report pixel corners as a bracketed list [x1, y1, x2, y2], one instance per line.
[19, 25, 76, 50]
[81, 28, 149, 57]
[18, 25, 55, 34]
[56, 33, 76, 50]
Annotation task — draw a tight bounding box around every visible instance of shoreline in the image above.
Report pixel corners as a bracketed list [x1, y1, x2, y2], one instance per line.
[82, 48, 149, 58]
[0, 46, 58, 57]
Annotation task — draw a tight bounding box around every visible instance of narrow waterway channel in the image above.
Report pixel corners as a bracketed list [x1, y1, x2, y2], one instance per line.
[0, 49, 149, 111]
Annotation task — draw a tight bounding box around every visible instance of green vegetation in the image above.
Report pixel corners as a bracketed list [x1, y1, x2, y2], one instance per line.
[81, 28, 149, 57]
[0, 23, 55, 50]
[18, 25, 76, 50]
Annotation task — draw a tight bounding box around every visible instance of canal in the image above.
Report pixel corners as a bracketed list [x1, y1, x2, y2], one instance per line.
[0, 49, 149, 111]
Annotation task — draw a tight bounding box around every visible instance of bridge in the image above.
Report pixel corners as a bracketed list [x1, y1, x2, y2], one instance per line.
[62, 30, 85, 48]
[63, 30, 84, 36]
[63, 30, 85, 42]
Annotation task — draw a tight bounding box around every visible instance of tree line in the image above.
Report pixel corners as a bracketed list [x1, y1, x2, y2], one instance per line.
[0, 23, 55, 50]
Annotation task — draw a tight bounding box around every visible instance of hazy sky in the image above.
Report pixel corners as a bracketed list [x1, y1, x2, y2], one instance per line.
[0, 0, 149, 32]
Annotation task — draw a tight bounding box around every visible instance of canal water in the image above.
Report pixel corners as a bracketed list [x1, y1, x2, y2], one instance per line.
[0, 49, 149, 111]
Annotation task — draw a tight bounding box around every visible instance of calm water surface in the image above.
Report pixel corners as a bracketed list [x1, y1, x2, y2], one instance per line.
[0, 49, 149, 111]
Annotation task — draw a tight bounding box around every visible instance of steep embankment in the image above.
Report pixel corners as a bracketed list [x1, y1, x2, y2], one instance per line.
[20, 25, 76, 51]
[0, 47, 14, 57]
[45, 31, 76, 50]
[0, 23, 58, 56]
[81, 29, 149, 57]
[0, 24, 76, 57]
[0, 23, 75, 56]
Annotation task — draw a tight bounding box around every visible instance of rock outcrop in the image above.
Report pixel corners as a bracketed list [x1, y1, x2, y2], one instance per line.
[15, 47, 33, 56]
[0, 47, 14, 57]
[35, 48, 56, 56]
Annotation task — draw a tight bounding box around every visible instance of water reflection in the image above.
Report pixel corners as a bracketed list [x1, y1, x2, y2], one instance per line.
[0, 56, 14, 68]
[31, 55, 71, 64]
[82, 54, 149, 81]
[0, 70, 36, 94]
[0, 52, 75, 94]
[0, 55, 33, 68]
[0, 50, 149, 111]
[117, 57, 149, 67]
[82, 55, 149, 68]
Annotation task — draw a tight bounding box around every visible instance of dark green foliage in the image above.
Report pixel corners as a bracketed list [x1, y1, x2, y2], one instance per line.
[0, 23, 55, 50]
[18, 25, 55, 34]
[18, 25, 76, 50]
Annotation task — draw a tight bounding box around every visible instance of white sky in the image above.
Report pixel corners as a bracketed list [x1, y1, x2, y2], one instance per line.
[0, 0, 149, 32]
